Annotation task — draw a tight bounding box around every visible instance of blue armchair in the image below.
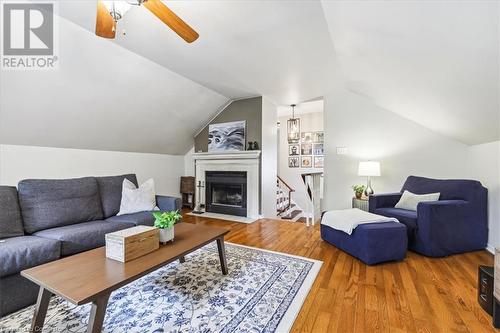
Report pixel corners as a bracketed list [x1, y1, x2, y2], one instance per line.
[369, 176, 488, 257]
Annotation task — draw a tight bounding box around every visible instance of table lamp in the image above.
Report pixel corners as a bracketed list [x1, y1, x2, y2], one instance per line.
[358, 161, 380, 196]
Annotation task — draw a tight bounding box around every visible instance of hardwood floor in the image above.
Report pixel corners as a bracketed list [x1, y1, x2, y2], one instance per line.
[182, 213, 497, 333]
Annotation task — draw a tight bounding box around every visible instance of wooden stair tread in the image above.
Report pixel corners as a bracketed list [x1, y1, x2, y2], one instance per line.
[281, 210, 302, 219]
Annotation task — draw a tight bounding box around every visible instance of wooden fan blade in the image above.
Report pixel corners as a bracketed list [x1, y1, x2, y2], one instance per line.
[95, 0, 116, 39]
[143, 0, 199, 43]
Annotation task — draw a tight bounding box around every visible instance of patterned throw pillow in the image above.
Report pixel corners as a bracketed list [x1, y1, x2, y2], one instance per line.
[395, 190, 440, 211]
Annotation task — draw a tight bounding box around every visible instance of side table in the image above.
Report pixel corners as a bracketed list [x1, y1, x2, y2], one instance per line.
[352, 197, 369, 212]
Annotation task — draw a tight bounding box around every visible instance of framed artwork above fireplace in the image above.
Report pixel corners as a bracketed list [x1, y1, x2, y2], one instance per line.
[208, 120, 246, 152]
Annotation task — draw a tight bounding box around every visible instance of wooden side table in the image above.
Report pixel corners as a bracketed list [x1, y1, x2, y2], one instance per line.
[180, 176, 195, 209]
[352, 197, 369, 212]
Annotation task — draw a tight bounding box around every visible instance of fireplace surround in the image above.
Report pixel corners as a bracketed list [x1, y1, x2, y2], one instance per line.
[193, 150, 261, 221]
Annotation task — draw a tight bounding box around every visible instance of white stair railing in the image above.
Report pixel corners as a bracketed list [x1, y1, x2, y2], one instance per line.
[301, 172, 323, 226]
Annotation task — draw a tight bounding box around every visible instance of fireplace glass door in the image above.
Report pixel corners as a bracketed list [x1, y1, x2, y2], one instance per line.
[205, 171, 247, 216]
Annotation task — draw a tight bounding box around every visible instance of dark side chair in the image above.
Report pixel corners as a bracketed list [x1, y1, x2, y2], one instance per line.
[369, 176, 488, 257]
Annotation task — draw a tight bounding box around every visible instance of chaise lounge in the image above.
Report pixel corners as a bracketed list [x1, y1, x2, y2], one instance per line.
[369, 175, 488, 257]
[0, 174, 181, 316]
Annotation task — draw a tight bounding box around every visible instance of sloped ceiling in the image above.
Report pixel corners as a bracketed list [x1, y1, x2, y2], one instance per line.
[321, 0, 499, 145]
[0, 14, 229, 155]
[57, 0, 339, 105]
[1, 0, 498, 155]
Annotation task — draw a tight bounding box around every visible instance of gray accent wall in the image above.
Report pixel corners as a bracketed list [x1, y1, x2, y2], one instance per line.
[194, 97, 263, 152]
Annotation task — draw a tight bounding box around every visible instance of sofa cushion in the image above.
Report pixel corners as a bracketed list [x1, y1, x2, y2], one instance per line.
[106, 211, 157, 227]
[96, 174, 138, 218]
[33, 220, 135, 256]
[0, 186, 24, 239]
[375, 207, 417, 235]
[18, 177, 104, 234]
[0, 236, 60, 277]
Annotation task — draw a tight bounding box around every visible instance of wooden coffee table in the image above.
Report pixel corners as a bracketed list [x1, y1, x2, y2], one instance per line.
[21, 223, 229, 333]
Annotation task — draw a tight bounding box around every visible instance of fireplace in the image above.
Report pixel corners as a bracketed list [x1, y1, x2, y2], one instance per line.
[205, 171, 247, 216]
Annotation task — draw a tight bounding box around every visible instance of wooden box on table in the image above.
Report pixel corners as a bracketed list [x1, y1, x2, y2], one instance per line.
[105, 226, 159, 262]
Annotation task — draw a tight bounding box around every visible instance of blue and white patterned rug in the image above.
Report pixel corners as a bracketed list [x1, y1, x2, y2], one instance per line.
[0, 243, 321, 332]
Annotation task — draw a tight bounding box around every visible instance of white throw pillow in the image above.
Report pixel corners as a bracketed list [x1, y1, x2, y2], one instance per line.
[395, 190, 440, 211]
[117, 179, 157, 216]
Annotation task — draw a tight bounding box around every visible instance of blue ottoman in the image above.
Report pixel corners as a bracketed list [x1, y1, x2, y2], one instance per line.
[321, 222, 407, 265]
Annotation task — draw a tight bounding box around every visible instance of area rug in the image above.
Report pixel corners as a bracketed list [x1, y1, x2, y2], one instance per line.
[0, 243, 322, 332]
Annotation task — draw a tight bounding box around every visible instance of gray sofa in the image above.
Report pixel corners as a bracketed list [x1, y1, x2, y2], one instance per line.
[0, 174, 181, 316]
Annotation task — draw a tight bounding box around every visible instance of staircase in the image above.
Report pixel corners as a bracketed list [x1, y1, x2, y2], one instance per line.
[277, 176, 304, 222]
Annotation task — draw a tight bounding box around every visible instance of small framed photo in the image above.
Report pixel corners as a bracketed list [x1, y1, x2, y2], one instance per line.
[289, 157, 300, 168]
[301, 132, 313, 143]
[301, 143, 312, 155]
[313, 143, 324, 155]
[301, 156, 312, 168]
[289, 144, 300, 156]
[314, 156, 324, 168]
[313, 131, 324, 143]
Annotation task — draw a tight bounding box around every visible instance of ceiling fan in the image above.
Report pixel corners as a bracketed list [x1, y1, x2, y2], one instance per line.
[95, 0, 199, 43]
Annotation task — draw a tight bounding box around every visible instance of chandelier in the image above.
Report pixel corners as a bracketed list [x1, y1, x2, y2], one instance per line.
[287, 104, 300, 143]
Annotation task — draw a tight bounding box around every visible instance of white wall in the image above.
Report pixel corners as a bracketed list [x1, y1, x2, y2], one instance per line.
[323, 89, 469, 210]
[0, 145, 184, 197]
[278, 111, 323, 211]
[466, 141, 500, 250]
[184, 146, 195, 177]
[260, 97, 278, 217]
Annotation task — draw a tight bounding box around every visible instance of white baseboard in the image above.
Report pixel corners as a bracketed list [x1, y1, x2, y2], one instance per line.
[486, 244, 495, 254]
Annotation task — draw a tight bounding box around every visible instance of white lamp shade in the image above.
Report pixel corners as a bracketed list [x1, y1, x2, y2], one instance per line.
[358, 161, 380, 176]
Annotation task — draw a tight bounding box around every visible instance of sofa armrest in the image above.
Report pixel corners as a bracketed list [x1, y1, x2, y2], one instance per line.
[156, 195, 181, 212]
[368, 193, 402, 212]
[416, 200, 486, 256]
[417, 200, 470, 224]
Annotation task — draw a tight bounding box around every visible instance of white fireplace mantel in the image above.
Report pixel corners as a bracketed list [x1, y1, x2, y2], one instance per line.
[193, 150, 261, 160]
[193, 151, 261, 221]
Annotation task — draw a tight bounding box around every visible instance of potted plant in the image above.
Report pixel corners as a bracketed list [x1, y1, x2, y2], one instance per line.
[153, 210, 182, 243]
[351, 185, 366, 199]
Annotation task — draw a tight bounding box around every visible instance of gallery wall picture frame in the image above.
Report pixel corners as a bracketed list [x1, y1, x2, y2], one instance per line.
[289, 157, 300, 168]
[301, 132, 313, 143]
[301, 143, 312, 155]
[313, 143, 324, 155]
[313, 131, 324, 143]
[289, 144, 300, 156]
[208, 120, 246, 152]
[314, 156, 324, 168]
[301, 156, 312, 168]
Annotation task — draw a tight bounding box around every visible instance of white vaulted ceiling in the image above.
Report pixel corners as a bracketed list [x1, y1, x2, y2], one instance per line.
[0, 11, 229, 155]
[57, 0, 339, 104]
[321, 0, 499, 144]
[1, 0, 498, 154]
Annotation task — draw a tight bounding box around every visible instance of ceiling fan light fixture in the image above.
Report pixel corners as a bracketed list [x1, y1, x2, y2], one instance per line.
[102, 1, 134, 22]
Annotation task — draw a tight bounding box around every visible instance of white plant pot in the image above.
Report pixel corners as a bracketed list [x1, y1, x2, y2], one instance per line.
[159, 227, 174, 243]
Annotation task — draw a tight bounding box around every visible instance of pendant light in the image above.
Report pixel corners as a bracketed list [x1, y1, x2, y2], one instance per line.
[287, 104, 300, 143]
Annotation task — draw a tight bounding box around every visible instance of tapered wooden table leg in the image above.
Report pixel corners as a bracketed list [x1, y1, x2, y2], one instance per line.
[216, 237, 228, 275]
[30, 287, 53, 333]
[86, 293, 110, 333]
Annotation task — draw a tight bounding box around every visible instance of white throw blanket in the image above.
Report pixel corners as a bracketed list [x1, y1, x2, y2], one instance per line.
[321, 208, 399, 235]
